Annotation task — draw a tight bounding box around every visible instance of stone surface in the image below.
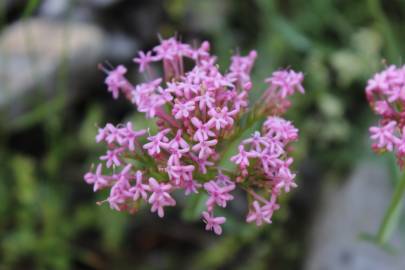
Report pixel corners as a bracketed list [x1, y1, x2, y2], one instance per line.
[0, 19, 103, 105]
[0, 18, 137, 117]
[305, 161, 405, 270]
[39, 0, 70, 18]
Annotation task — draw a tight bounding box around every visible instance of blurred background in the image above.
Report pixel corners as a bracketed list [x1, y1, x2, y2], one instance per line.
[1, 0, 405, 269]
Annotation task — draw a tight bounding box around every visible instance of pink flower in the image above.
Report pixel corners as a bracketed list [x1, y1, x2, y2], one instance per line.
[153, 37, 177, 60]
[233, 91, 248, 111]
[105, 65, 127, 99]
[143, 129, 170, 155]
[100, 147, 124, 167]
[366, 65, 405, 167]
[132, 79, 166, 118]
[275, 166, 297, 192]
[366, 65, 395, 97]
[84, 164, 109, 191]
[192, 139, 217, 159]
[166, 164, 195, 184]
[227, 50, 257, 84]
[195, 91, 215, 110]
[265, 69, 304, 98]
[86, 35, 305, 234]
[374, 101, 394, 116]
[119, 122, 147, 151]
[187, 66, 208, 85]
[207, 107, 235, 130]
[191, 117, 216, 141]
[148, 177, 176, 218]
[246, 201, 272, 226]
[188, 40, 210, 61]
[369, 121, 400, 151]
[130, 171, 150, 201]
[95, 125, 109, 143]
[183, 179, 202, 195]
[162, 130, 190, 154]
[243, 131, 270, 152]
[108, 167, 133, 211]
[193, 157, 214, 174]
[230, 145, 257, 169]
[173, 100, 195, 119]
[96, 123, 122, 144]
[133, 50, 154, 73]
[204, 180, 235, 210]
[202, 211, 226, 235]
[263, 116, 298, 142]
[176, 81, 199, 99]
[259, 152, 282, 175]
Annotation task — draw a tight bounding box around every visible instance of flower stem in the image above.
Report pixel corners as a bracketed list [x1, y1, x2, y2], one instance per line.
[377, 170, 405, 244]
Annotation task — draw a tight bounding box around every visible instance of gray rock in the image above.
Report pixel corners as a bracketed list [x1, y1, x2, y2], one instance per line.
[0, 19, 104, 113]
[305, 161, 405, 270]
[39, 0, 70, 18]
[0, 18, 137, 120]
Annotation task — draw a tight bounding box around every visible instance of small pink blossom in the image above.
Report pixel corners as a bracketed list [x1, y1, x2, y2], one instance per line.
[275, 166, 297, 192]
[192, 139, 217, 159]
[133, 51, 154, 73]
[183, 179, 202, 195]
[100, 148, 124, 167]
[108, 167, 133, 211]
[130, 171, 150, 201]
[369, 121, 400, 151]
[202, 211, 226, 235]
[265, 69, 305, 98]
[243, 131, 270, 152]
[191, 117, 216, 141]
[227, 50, 257, 84]
[204, 180, 235, 210]
[105, 65, 127, 99]
[195, 91, 215, 110]
[230, 145, 257, 169]
[246, 201, 272, 226]
[119, 122, 147, 151]
[143, 129, 170, 156]
[173, 100, 195, 119]
[148, 177, 176, 218]
[263, 117, 298, 142]
[84, 164, 109, 191]
[208, 107, 235, 130]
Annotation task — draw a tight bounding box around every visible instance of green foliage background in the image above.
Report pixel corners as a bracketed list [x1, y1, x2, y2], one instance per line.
[1, 0, 404, 269]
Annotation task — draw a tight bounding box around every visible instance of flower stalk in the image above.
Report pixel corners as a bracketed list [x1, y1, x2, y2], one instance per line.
[377, 170, 405, 244]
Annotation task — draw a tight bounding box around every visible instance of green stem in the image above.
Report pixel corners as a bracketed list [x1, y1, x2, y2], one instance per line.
[377, 170, 405, 244]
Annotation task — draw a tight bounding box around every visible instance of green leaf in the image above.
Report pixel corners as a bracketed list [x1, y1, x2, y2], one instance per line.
[181, 193, 208, 221]
[271, 16, 312, 52]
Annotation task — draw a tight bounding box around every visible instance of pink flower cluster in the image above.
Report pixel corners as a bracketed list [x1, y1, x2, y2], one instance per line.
[366, 65, 405, 167]
[84, 36, 304, 235]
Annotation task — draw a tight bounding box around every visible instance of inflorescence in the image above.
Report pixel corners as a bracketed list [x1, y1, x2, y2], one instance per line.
[84, 36, 304, 235]
[366, 64, 405, 167]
